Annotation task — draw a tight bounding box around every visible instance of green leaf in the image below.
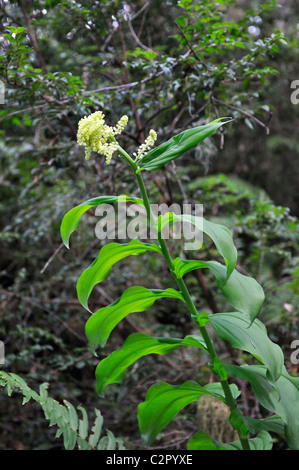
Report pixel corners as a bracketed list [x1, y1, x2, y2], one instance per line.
[173, 258, 264, 320]
[187, 431, 226, 450]
[0, 371, 125, 450]
[95, 333, 207, 396]
[88, 409, 103, 448]
[104, 429, 117, 450]
[63, 400, 79, 432]
[138, 118, 232, 171]
[192, 311, 210, 327]
[234, 41, 245, 49]
[60, 194, 144, 248]
[211, 357, 229, 381]
[138, 380, 238, 446]
[160, 214, 237, 280]
[77, 405, 89, 439]
[64, 429, 77, 450]
[209, 312, 284, 382]
[188, 430, 272, 451]
[85, 286, 185, 351]
[243, 415, 285, 439]
[77, 240, 162, 312]
[246, 431, 273, 450]
[77, 437, 90, 450]
[225, 364, 299, 450]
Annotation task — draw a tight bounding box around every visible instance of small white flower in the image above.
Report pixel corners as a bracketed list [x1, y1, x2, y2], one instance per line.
[135, 129, 157, 162]
[77, 111, 128, 164]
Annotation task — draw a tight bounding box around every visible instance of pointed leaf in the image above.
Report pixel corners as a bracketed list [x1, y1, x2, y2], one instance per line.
[60, 194, 144, 248]
[174, 258, 264, 320]
[138, 380, 238, 446]
[95, 333, 207, 396]
[187, 431, 227, 450]
[138, 118, 232, 171]
[209, 312, 283, 382]
[77, 240, 162, 312]
[188, 430, 272, 450]
[63, 400, 79, 432]
[77, 405, 89, 440]
[88, 409, 103, 448]
[160, 214, 237, 280]
[85, 286, 185, 351]
[243, 415, 285, 439]
[225, 364, 299, 450]
[105, 429, 117, 450]
[77, 437, 90, 450]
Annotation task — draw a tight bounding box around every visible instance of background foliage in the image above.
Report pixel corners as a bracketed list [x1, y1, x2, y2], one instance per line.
[0, 0, 298, 450]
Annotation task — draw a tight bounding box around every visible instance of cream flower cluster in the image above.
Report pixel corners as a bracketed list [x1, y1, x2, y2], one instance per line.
[134, 129, 157, 162]
[77, 111, 128, 164]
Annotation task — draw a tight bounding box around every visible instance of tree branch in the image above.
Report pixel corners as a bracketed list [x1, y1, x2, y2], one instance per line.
[213, 97, 271, 135]
[17, 0, 47, 74]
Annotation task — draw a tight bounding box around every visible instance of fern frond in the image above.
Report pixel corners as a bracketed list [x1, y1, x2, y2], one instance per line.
[0, 371, 125, 450]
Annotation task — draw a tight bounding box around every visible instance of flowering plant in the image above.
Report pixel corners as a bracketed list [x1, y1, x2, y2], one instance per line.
[61, 112, 299, 450]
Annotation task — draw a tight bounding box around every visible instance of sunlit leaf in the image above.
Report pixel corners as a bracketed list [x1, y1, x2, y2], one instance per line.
[188, 430, 272, 450]
[173, 258, 264, 320]
[159, 213, 237, 280]
[138, 380, 238, 446]
[138, 118, 232, 171]
[209, 312, 283, 382]
[95, 333, 207, 396]
[225, 364, 299, 450]
[85, 287, 185, 351]
[77, 240, 162, 312]
[60, 195, 144, 248]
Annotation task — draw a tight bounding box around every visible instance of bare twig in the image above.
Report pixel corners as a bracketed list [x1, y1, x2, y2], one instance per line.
[183, 98, 211, 128]
[131, 1, 151, 21]
[213, 97, 271, 135]
[126, 13, 154, 52]
[175, 22, 209, 70]
[40, 243, 64, 274]
[17, 0, 47, 74]
[82, 69, 169, 96]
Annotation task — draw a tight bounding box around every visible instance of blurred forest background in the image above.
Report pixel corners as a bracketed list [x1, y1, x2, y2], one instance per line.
[0, 0, 298, 450]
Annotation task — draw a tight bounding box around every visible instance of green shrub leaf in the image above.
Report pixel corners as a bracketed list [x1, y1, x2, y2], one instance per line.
[243, 415, 285, 439]
[188, 430, 272, 450]
[85, 286, 185, 352]
[60, 195, 144, 248]
[187, 431, 227, 450]
[209, 312, 284, 383]
[225, 364, 299, 450]
[0, 371, 125, 450]
[173, 258, 264, 321]
[138, 380, 238, 446]
[77, 240, 162, 312]
[95, 332, 207, 396]
[160, 214, 237, 280]
[138, 118, 232, 171]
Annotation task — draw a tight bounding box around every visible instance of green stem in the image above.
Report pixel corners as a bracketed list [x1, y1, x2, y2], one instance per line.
[117, 144, 250, 450]
[115, 143, 137, 171]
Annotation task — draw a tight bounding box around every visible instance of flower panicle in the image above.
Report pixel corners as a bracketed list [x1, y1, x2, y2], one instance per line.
[134, 129, 157, 162]
[76, 112, 157, 166]
[77, 111, 128, 164]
